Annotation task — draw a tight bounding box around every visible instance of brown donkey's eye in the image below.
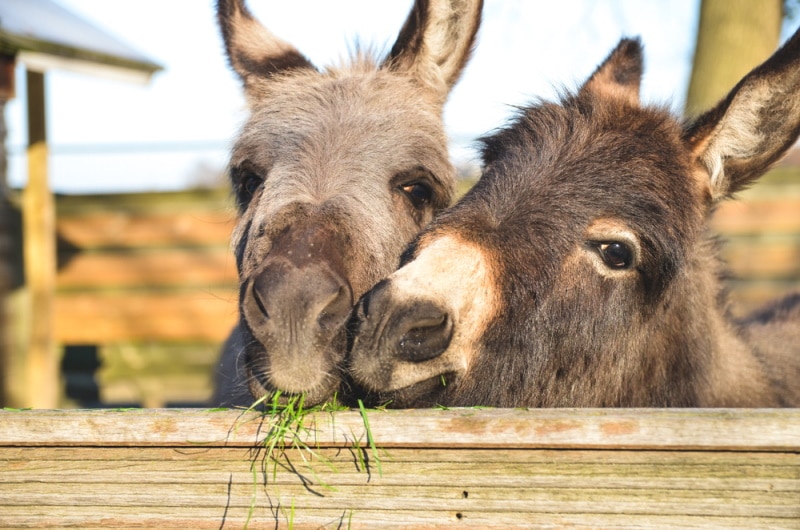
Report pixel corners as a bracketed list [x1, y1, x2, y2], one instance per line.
[400, 182, 433, 209]
[598, 242, 633, 269]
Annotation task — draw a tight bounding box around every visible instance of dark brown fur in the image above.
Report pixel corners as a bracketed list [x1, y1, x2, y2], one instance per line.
[212, 0, 482, 407]
[349, 33, 800, 408]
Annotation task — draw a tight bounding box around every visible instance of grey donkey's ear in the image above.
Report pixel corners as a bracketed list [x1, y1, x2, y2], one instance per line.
[580, 37, 643, 107]
[684, 27, 800, 200]
[217, 0, 315, 96]
[383, 0, 483, 105]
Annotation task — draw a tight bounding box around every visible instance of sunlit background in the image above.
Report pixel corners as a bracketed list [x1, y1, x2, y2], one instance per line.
[2, 0, 799, 409]
[3, 0, 713, 193]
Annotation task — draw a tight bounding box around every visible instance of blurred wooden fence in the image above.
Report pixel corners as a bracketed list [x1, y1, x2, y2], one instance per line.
[0, 166, 799, 409]
[53, 189, 237, 344]
[1, 188, 238, 408]
[1, 407, 798, 529]
[710, 166, 800, 314]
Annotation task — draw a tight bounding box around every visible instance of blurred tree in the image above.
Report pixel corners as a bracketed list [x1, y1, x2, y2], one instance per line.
[685, 0, 783, 116]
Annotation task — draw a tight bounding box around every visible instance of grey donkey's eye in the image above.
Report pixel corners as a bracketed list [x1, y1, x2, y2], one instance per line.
[400, 182, 433, 209]
[234, 168, 264, 206]
[242, 172, 263, 196]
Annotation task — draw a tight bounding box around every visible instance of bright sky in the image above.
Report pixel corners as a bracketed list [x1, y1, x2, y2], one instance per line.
[6, 0, 706, 194]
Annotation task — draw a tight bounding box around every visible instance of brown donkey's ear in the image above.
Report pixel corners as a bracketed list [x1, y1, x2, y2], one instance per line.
[684, 27, 800, 199]
[217, 0, 315, 96]
[383, 0, 483, 105]
[580, 37, 643, 106]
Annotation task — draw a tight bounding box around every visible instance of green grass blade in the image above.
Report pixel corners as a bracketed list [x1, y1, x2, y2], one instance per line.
[357, 399, 382, 477]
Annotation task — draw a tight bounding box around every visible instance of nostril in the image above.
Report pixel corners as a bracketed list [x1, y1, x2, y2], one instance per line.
[251, 278, 270, 319]
[318, 284, 353, 332]
[358, 279, 390, 320]
[397, 303, 453, 363]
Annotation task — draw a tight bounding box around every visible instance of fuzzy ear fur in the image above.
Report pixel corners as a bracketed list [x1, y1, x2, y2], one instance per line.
[383, 0, 483, 105]
[684, 27, 800, 199]
[217, 0, 315, 92]
[580, 37, 644, 107]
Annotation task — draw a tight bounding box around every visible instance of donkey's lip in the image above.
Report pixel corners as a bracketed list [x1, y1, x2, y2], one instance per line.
[379, 371, 458, 407]
[248, 366, 340, 408]
[381, 369, 459, 394]
[403, 371, 457, 392]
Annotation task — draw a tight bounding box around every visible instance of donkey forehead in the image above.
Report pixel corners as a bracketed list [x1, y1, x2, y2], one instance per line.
[405, 103, 710, 277]
[479, 102, 705, 230]
[232, 70, 450, 175]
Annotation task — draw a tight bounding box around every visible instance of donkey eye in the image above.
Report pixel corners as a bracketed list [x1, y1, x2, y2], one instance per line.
[243, 173, 263, 195]
[400, 182, 433, 208]
[236, 170, 263, 203]
[598, 242, 633, 269]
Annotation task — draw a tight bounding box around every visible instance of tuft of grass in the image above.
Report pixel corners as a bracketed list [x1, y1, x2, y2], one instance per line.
[238, 391, 382, 528]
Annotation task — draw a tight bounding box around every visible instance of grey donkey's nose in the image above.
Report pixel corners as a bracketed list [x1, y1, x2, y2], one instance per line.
[248, 260, 354, 345]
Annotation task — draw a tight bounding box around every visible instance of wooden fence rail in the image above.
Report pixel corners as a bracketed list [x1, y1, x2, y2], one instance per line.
[1, 408, 798, 529]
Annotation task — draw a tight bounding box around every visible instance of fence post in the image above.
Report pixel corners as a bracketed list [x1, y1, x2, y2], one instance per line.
[22, 69, 59, 408]
[0, 53, 17, 407]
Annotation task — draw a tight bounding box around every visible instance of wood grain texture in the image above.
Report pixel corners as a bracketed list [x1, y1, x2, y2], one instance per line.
[1, 408, 798, 529]
[0, 408, 798, 529]
[1, 408, 798, 449]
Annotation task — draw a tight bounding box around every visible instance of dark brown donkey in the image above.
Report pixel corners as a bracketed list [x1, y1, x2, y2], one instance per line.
[212, 0, 482, 406]
[349, 33, 800, 408]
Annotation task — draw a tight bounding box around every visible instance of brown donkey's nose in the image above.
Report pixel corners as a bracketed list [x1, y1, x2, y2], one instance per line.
[357, 281, 453, 363]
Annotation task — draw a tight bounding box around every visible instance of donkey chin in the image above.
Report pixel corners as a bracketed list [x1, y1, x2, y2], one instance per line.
[242, 334, 345, 407]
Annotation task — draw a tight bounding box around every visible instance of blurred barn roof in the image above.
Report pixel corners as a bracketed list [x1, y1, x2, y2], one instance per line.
[0, 0, 162, 84]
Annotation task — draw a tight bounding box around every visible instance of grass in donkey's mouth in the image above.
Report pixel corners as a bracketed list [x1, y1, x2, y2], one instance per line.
[237, 391, 377, 528]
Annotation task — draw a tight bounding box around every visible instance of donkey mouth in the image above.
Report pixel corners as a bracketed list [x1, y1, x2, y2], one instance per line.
[376, 371, 457, 408]
[240, 296, 350, 407]
[248, 366, 340, 408]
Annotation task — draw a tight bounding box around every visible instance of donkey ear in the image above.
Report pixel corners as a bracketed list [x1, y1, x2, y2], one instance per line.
[684, 27, 800, 199]
[383, 0, 483, 105]
[217, 0, 315, 94]
[580, 38, 643, 106]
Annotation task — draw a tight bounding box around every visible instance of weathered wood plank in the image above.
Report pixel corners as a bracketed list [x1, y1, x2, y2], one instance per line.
[711, 198, 800, 235]
[2, 482, 797, 516]
[0, 409, 797, 529]
[2, 508, 796, 530]
[54, 189, 233, 216]
[1, 408, 798, 450]
[56, 210, 235, 250]
[3, 450, 797, 492]
[2, 444, 797, 466]
[53, 289, 237, 343]
[720, 237, 800, 279]
[56, 247, 236, 289]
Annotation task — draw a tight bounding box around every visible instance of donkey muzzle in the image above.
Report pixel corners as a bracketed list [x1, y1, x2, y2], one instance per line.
[242, 257, 353, 395]
[349, 279, 455, 392]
